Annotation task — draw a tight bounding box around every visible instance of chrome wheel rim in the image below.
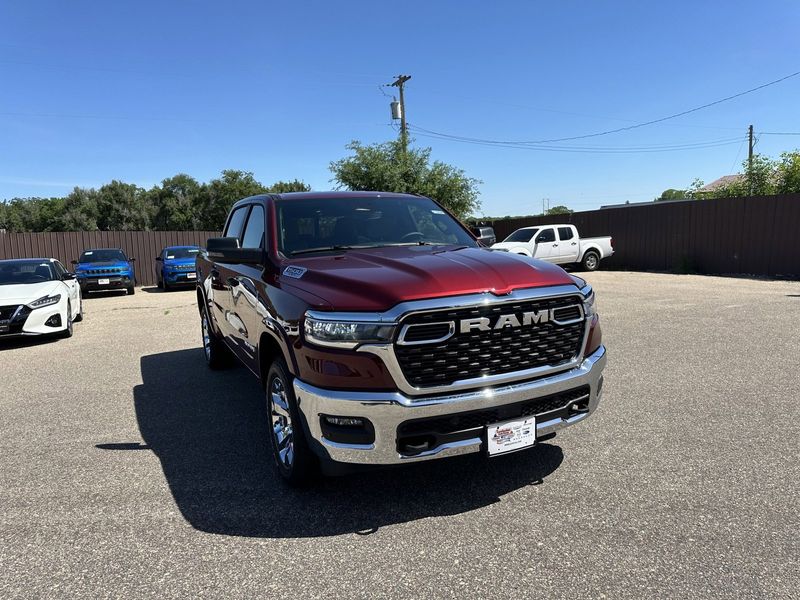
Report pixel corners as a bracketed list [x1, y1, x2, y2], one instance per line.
[586, 255, 598, 269]
[202, 314, 211, 361]
[269, 376, 294, 469]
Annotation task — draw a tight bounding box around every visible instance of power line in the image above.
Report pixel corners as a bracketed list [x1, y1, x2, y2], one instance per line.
[407, 69, 800, 145]
[408, 127, 745, 154]
[757, 131, 800, 135]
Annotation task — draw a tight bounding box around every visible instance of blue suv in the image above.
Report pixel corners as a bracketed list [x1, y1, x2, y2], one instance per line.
[155, 245, 200, 290]
[72, 248, 136, 295]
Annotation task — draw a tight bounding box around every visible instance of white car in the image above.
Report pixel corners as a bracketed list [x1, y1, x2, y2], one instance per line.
[491, 224, 614, 271]
[0, 258, 83, 339]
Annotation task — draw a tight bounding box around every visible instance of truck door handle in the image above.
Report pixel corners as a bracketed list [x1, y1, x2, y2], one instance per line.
[552, 243, 558, 247]
[571, 242, 577, 245]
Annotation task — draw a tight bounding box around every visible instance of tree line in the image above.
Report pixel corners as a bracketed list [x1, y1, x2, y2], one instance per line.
[0, 139, 482, 232]
[0, 171, 310, 233]
[657, 150, 800, 201]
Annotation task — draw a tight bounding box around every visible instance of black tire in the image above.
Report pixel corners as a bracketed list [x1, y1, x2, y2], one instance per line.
[127, 285, 136, 295]
[201, 306, 232, 369]
[157, 277, 163, 290]
[581, 250, 600, 272]
[59, 302, 74, 338]
[266, 358, 317, 486]
[163, 280, 171, 292]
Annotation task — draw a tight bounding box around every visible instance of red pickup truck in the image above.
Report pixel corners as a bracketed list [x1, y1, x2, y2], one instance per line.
[196, 192, 606, 484]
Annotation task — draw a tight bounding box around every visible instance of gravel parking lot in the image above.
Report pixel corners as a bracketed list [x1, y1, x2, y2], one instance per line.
[1, 273, 798, 599]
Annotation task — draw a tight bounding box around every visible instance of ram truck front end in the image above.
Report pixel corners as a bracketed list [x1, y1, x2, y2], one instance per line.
[196, 191, 607, 482]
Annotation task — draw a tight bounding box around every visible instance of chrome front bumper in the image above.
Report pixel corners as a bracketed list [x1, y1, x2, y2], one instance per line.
[293, 345, 606, 466]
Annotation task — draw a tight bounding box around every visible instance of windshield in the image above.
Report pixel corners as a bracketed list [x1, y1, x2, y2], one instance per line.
[503, 228, 538, 243]
[275, 196, 477, 256]
[164, 247, 200, 260]
[79, 249, 127, 263]
[0, 260, 57, 285]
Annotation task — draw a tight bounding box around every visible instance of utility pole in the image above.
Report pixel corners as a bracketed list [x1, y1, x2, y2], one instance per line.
[389, 75, 411, 151]
[748, 124, 754, 173]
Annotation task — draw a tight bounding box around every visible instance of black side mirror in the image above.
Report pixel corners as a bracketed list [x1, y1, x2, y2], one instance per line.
[71, 260, 78, 265]
[62, 272, 76, 280]
[129, 257, 136, 262]
[155, 256, 163, 262]
[206, 237, 263, 265]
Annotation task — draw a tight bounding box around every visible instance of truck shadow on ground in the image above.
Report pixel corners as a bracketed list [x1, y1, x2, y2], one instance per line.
[128, 349, 564, 539]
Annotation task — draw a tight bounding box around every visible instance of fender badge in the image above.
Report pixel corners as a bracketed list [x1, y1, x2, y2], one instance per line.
[283, 266, 307, 279]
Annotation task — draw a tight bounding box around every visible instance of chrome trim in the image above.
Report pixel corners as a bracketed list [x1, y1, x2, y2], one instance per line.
[306, 284, 583, 324]
[293, 345, 606, 466]
[550, 303, 585, 326]
[396, 321, 455, 346]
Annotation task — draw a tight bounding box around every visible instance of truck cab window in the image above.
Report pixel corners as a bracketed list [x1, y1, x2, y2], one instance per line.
[558, 227, 574, 241]
[224, 206, 249, 241]
[536, 228, 556, 243]
[241, 205, 265, 249]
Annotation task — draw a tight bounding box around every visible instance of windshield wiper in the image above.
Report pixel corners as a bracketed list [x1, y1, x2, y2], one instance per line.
[290, 245, 364, 256]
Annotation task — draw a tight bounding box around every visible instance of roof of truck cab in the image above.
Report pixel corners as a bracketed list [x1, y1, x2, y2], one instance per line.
[273, 191, 425, 200]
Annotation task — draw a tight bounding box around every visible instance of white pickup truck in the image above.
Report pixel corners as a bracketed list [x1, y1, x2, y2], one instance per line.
[491, 224, 614, 271]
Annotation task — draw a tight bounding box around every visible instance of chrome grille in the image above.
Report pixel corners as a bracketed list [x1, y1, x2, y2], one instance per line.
[394, 295, 585, 388]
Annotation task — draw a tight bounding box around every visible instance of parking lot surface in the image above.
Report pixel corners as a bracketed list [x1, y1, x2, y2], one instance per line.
[1, 273, 798, 599]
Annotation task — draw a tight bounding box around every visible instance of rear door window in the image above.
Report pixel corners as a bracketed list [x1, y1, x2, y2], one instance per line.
[558, 227, 574, 241]
[241, 205, 265, 249]
[224, 206, 250, 241]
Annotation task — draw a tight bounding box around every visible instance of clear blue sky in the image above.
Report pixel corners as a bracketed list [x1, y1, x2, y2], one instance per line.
[2, 1, 799, 217]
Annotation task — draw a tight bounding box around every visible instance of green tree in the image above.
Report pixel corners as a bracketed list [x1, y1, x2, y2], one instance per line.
[150, 174, 202, 230]
[685, 178, 706, 199]
[330, 139, 481, 218]
[545, 205, 573, 215]
[655, 189, 686, 201]
[776, 150, 800, 193]
[266, 179, 311, 194]
[61, 187, 100, 231]
[92, 181, 152, 230]
[198, 170, 267, 229]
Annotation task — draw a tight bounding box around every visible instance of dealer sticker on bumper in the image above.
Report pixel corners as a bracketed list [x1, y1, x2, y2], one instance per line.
[487, 417, 536, 456]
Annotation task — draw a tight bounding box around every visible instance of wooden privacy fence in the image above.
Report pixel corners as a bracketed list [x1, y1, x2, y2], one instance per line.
[487, 193, 800, 277]
[0, 230, 221, 287]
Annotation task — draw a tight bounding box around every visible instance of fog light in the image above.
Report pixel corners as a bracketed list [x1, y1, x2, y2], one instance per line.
[320, 415, 375, 445]
[324, 416, 364, 427]
[45, 314, 62, 327]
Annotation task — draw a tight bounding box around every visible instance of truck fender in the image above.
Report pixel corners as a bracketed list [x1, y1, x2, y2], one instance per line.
[579, 243, 602, 261]
[511, 247, 532, 257]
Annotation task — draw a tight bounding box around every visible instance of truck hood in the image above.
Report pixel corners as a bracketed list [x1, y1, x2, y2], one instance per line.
[280, 245, 577, 312]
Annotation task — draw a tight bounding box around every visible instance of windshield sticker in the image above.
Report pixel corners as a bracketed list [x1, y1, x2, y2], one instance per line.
[431, 209, 445, 214]
[84, 251, 93, 255]
[166, 255, 175, 259]
[283, 266, 307, 279]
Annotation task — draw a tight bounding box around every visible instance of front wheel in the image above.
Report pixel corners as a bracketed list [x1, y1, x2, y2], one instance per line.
[266, 358, 317, 486]
[127, 285, 136, 295]
[201, 308, 231, 369]
[59, 302, 74, 338]
[581, 251, 600, 271]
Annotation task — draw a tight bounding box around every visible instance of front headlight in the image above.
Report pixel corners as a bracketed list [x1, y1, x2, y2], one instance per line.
[304, 314, 395, 348]
[582, 286, 596, 318]
[29, 294, 61, 309]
